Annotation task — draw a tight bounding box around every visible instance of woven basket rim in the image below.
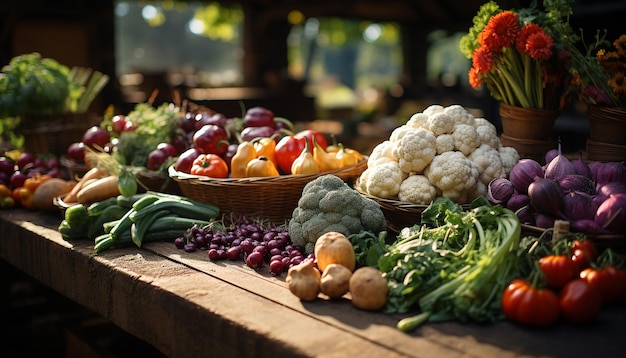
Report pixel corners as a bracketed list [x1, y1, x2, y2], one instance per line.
[168, 158, 367, 184]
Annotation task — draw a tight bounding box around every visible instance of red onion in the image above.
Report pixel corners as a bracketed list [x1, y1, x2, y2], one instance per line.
[528, 177, 564, 217]
[571, 152, 593, 179]
[557, 174, 596, 195]
[592, 161, 626, 187]
[593, 194, 608, 208]
[570, 219, 602, 235]
[509, 159, 544, 194]
[487, 178, 514, 205]
[595, 193, 626, 233]
[534, 213, 556, 229]
[544, 141, 576, 180]
[562, 191, 597, 222]
[598, 182, 626, 197]
[506, 193, 530, 212]
[544, 148, 559, 166]
[516, 206, 535, 225]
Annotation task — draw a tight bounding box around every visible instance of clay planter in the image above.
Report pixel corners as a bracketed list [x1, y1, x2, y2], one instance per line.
[586, 106, 626, 145]
[499, 102, 560, 140]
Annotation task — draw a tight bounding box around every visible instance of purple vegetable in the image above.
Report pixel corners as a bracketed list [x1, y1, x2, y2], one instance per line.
[571, 152, 593, 179]
[570, 219, 602, 235]
[561, 191, 597, 222]
[595, 193, 626, 233]
[598, 182, 626, 197]
[544, 149, 559, 166]
[240, 125, 278, 142]
[487, 178, 514, 204]
[509, 159, 544, 194]
[506, 193, 530, 212]
[544, 141, 576, 180]
[556, 174, 596, 195]
[528, 177, 564, 217]
[516, 206, 535, 225]
[592, 161, 626, 187]
[593, 194, 608, 208]
[534, 213, 556, 229]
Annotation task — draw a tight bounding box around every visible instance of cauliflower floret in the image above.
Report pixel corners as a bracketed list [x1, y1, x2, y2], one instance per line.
[444, 104, 475, 127]
[469, 144, 505, 185]
[423, 104, 445, 116]
[392, 128, 437, 174]
[406, 112, 429, 129]
[427, 112, 455, 136]
[476, 124, 500, 149]
[435, 134, 455, 154]
[363, 161, 406, 198]
[452, 124, 480, 156]
[398, 174, 439, 205]
[389, 125, 413, 143]
[367, 140, 397, 168]
[498, 146, 521, 175]
[424, 151, 479, 203]
[473, 117, 496, 131]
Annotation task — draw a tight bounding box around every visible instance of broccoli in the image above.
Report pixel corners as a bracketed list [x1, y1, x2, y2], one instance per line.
[288, 174, 387, 253]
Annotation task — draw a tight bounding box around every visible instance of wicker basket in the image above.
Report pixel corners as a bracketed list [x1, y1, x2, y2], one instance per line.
[169, 159, 367, 224]
[20, 113, 100, 156]
[136, 170, 182, 195]
[355, 186, 428, 233]
[521, 223, 626, 252]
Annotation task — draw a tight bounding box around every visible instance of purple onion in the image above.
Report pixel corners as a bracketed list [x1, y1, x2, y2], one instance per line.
[571, 152, 593, 179]
[557, 174, 596, 195]
[595, 193, 626, 233]
[509, 159, 544, 194]
[516, 206, 535, 225]
[592, 161, 626, 187]
[593, 194, 608, 208]
[487, 178, 515, 205]
[534, 213, 556, 229]
[528, 177, 564, 217]
[544, 148, 559, 166]
[544, 142, 576, 180]
[598, 182, 626, 197]
[561, 190, 597, 222]
[506, 193, 530, 212]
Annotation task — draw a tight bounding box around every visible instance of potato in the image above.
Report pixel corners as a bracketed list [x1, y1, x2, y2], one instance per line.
[33, 178, 77, 211]
[349, 267, 388, 310]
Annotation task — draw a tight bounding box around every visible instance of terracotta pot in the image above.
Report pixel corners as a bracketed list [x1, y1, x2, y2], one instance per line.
[586, 106, 626, 145]
[499, 102, 560, 140]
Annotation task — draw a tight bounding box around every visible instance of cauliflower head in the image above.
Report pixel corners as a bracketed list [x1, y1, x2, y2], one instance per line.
[406, 112, 429, 129]
[398, 174, 438, 205]
[367, 140, 397, 167]
[362, 161, 406, 199]
[476, 124, 500, 149]
[435, 134, 455, 154]
[426, 112, 455, 136]
[288, 174, 386, 253]
[392, 128, 437, 174]
[424, 151, 479, 203]
[452, 124, 480, 156]
[443, 104, 475, 127]
[498, 146, 521, 175]
[469, 144, 505, 185]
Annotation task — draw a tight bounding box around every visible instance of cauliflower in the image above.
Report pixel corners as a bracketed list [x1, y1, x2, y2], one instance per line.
[468, 144, 505, 185]
[426, 112, 455, 136]
[389, 125, 412, 143]
[476, 124, 500, 149]
[423, 104, 445, 116]
[473, 117, 496, 131]
[398, 174, 438, 205]
[424, 151, 479, 203]
[452, 124, 480, 155]
[498, 146, 521, 175]
[288, 174, 386, 253]
[361, 161, 406, 199]
[406, 112, 429, 129]
[443, 104, 475, 126]
[367, 140, 397, 167]
[392, 128, 437, 174]
[435, 134, 455, 154]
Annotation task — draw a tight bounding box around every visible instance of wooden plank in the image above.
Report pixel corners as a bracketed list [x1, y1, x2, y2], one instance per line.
[3, 209, 626, 358]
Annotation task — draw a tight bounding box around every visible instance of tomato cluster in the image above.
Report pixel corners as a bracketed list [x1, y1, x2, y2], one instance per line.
[502, 238, 626, 327]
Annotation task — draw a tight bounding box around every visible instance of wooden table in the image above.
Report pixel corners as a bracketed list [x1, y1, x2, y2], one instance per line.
[2, 209, 625, 358]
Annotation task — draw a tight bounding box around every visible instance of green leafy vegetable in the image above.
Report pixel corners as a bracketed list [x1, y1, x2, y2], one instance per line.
[379, 197, 523, 332]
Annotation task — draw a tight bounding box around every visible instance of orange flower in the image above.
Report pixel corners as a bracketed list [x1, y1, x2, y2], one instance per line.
[468, 67, 483, 89]
[516, 23, 543, 54]
[472, 45, 494, 73]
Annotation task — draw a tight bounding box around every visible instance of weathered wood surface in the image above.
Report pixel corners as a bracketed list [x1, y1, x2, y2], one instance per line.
[2, 209, 626, 358]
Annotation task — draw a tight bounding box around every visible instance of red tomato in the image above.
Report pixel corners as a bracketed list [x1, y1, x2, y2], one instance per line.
[193, 124, 230, 156]
[190, 154, 229, 178]
[175, 148, 201, 174]
[501, 279, 560, 327]
[274, 135, 306, 174]
[296, 129, 327, 150]
[580, 266, 626, 303]
[539, 255, 577, 289]
[559, 279, 602, 324]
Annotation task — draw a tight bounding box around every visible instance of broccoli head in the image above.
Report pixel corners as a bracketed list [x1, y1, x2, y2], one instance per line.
[288, 174, 387, 253]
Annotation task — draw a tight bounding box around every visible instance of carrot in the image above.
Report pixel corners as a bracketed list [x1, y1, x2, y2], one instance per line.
[63, 167, 106, 204]
[76, 175, 121, 205]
